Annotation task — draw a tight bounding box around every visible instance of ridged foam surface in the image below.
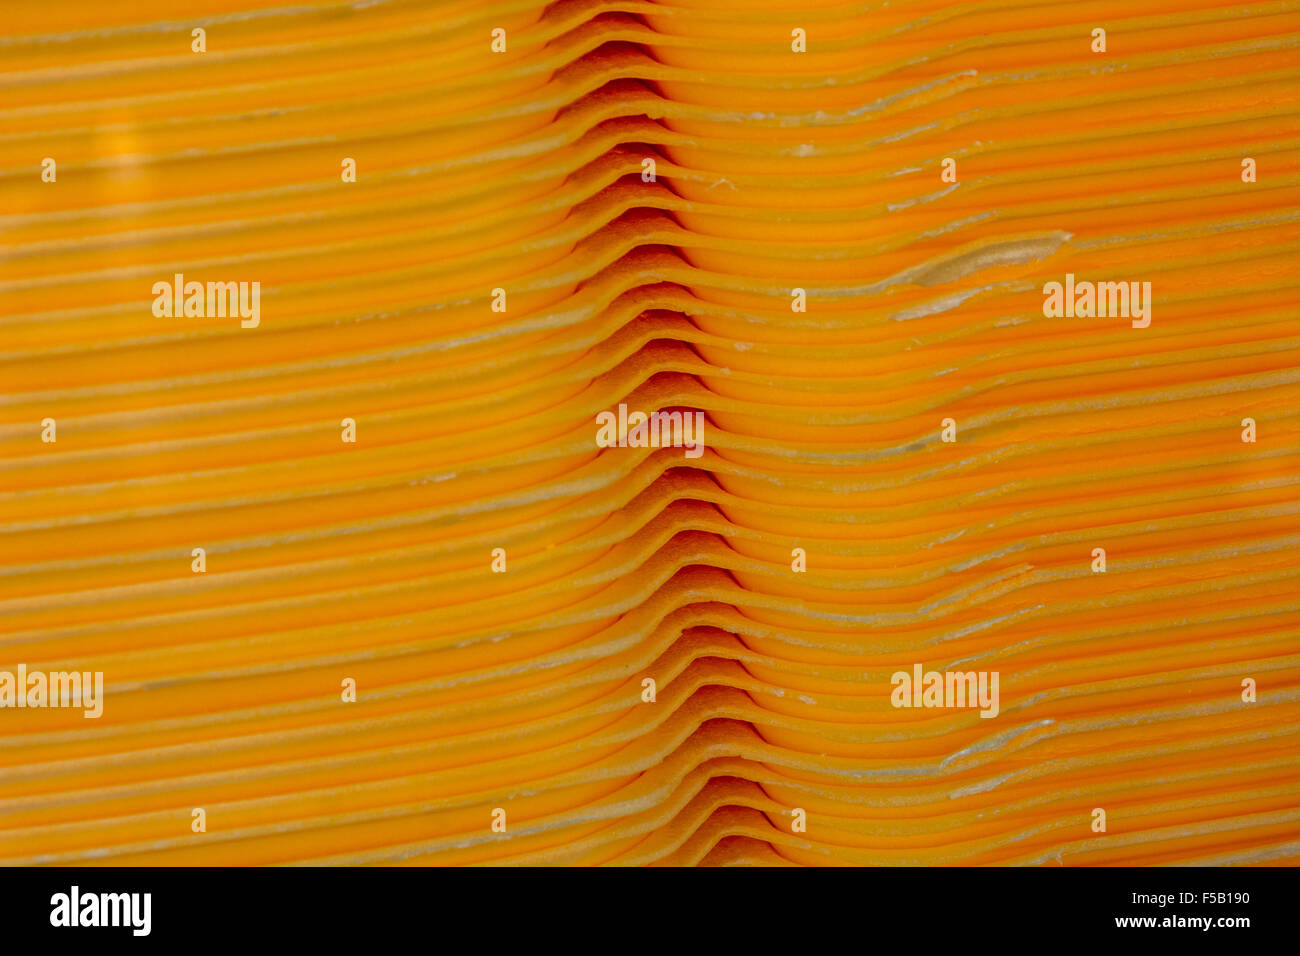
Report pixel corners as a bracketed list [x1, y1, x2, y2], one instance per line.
[1, 0, 1298, 865]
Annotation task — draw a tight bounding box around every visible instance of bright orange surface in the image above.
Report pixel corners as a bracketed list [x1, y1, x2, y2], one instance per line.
[0, 0, 1298, 865]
